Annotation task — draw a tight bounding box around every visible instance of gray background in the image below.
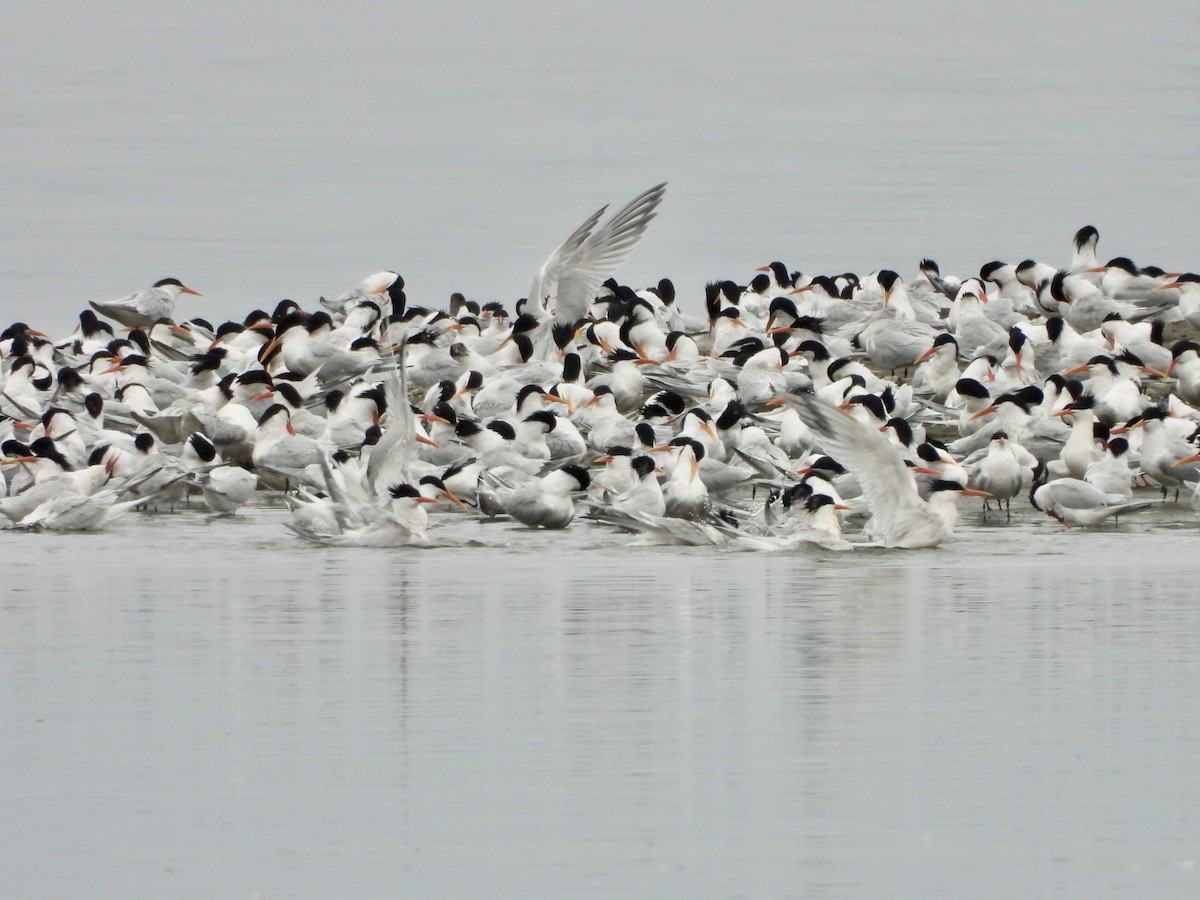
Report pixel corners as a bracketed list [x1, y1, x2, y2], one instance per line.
[4, 0, 1197, 335]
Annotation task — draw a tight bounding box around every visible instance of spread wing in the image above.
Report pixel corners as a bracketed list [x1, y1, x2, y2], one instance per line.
[785, 391, 927, 541]
[528, 204, 609, 314]
[554, 182, 667, 323]
[367, 332, 416, 495]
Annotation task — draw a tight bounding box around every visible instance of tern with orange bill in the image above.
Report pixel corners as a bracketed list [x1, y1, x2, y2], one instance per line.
[785, 391, 989, 548]
[1154, 273, 1200, 329]
[911, 333, 961, 402]
[89, 278, 202, 329]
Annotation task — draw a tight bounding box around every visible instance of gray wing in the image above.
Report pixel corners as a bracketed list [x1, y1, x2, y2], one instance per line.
[554, 182, 667, 323]
[529, 204, 609, 314]
[367, 333, 416, 495]
[784, 391, 926, 539]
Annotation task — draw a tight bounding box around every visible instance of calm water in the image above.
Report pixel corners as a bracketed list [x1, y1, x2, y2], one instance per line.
[5, 0, 1200, 895]
[3, 506, 1200, 896]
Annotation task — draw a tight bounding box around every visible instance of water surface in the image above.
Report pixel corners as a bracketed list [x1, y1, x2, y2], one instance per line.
[3, 506, 1200, 896]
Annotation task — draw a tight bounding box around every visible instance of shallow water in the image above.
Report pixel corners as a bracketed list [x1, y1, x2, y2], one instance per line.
[4, 504, 1200, 896]
[5, 0, 1200, 894]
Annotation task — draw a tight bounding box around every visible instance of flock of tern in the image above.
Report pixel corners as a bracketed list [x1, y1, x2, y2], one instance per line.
[4, 182, 1200, 549]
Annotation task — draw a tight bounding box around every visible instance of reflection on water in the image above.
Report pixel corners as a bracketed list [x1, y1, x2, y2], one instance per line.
[3, 508, 1200, 895]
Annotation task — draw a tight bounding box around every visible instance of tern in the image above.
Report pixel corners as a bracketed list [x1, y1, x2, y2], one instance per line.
[495, 464, 591, 529]
[1030, 470, 1155, 527]
[529, 183, 667, 322]
[785, 391, 988, 548]
[89, 278, 203, 328]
